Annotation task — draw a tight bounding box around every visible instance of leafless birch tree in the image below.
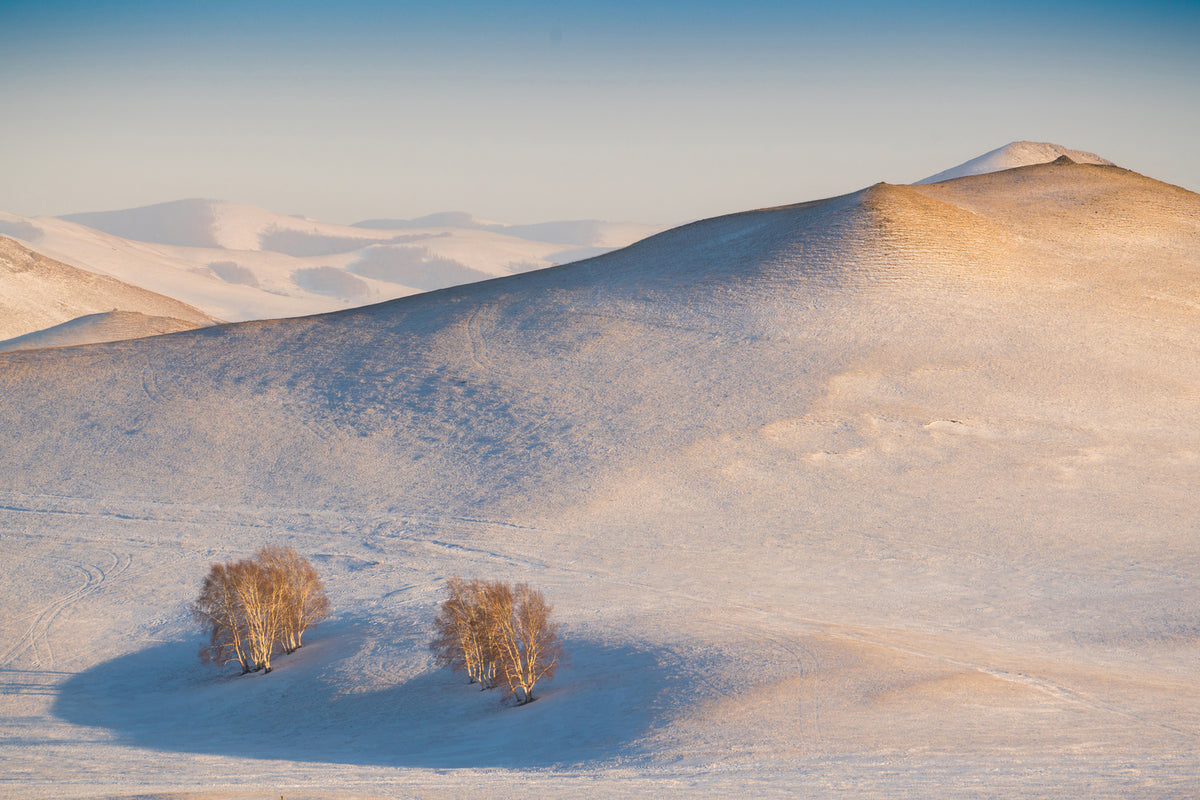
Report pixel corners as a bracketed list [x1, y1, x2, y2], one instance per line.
[228, 557, 283, 672]
[431, 577, 502, 688]
[430, 577, 564, 704]
[191, 547, 330, 675]
[191, 562, 253, 673]
[257, 545, 331, 654]
[491, 583, 563, 704]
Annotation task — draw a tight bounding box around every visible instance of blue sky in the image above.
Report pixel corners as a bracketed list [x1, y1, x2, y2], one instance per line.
[2, 1, 1197, 224]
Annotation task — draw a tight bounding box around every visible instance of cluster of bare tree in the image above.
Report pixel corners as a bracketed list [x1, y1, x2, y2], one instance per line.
[190, 555, 566, 703]
[191, 546, 330, 674]
[430, 577, 564, 705]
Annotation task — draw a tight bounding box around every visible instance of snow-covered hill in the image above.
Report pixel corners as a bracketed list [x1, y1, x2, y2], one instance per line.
[2, 155, 1200, 797]
[0, 201, 662, 323]
[0, 236, 217, 342]
[916, 140, 1115, 184]
[0, 310, 207, 353]
[354, 213, 664, 258]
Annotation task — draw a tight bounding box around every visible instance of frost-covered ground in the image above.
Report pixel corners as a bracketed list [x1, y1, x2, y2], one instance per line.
[1, 156, 1199, 798]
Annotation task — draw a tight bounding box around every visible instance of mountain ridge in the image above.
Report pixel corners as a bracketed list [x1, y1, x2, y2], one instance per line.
[3, 157, 1194, 503]
[61, 198, 662, 253]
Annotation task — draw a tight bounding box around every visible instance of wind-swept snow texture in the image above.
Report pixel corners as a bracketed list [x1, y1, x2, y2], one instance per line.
[916, 141, 1115, 184]
[2, 158, 1200, 798]
[0, 236, 217, 341]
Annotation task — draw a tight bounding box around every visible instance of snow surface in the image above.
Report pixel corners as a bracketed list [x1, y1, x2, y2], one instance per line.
[2, 156, 1200, 798]
[0, 201, 662, 323]
[0, 236, 217, 341]
[0, 310, 206, 353]
[353, 212, 660, 249]
[916, 141, 1116, 184]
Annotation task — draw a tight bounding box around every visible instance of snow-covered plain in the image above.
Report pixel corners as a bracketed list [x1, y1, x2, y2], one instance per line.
[2, 155, 1200, 798]
[0, 200, 663, 325]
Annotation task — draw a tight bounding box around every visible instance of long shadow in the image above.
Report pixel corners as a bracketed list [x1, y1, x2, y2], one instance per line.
[53, 623, 681, 769]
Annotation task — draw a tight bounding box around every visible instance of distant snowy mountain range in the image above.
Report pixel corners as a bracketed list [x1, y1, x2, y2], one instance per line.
[0, 201, 664, 338]
[0, 141, 1113, 352]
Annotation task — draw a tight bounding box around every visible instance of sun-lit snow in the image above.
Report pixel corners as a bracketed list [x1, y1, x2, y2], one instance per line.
[0, 201, 662, 324]
[0, 236, 217, 342]
[2, 154, 1199, 798]
[916, 141, 1116, 184]
[0, 310, 207, 353]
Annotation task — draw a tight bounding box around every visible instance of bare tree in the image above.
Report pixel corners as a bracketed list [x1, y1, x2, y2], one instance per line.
[430, 576, 473, 680]
[191, 562, 253, 673]
[227, 558, 282, 673]
[257, 545, 330, 654]
[431, 577, 564, 704]
[491, 583, 564, 704]
[431, 577, 501, 689]
[191, 547, 330, 675]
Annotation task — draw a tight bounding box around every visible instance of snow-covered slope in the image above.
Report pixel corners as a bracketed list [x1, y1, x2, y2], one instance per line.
[65, 199, 460, 252]
[2, 158, 1200, 797]
[0, 310, 207, 353]
[0, 236, 217, 340]
[354, 212, 663, 249]
[0, 201, 663, 322]
[916, 140, 1115, 184]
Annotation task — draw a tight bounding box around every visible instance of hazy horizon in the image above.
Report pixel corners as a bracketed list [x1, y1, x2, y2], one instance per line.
[2, 0, 1197, 226]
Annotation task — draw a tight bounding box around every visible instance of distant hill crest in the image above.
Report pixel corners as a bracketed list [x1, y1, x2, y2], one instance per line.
[917, 141, 1116, 184]
[0, 201, 665, 324]
[0, 235, 217, 343]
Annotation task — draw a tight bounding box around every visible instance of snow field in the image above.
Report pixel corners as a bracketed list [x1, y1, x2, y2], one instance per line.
[0, 202, 664, 327]
[1, 156, 1199, 797]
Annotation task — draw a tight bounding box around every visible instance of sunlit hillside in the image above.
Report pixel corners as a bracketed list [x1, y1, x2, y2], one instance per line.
[2, 152, 1199, 798]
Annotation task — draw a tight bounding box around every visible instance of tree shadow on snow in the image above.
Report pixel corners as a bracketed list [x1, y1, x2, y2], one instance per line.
[53, 622, 681, 769]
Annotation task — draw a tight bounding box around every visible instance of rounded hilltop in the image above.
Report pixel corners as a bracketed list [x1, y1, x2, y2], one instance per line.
[915, 141, 1116, 184]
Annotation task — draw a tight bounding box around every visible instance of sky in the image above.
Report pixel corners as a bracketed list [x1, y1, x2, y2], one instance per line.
[1, 0, 1197, 226]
